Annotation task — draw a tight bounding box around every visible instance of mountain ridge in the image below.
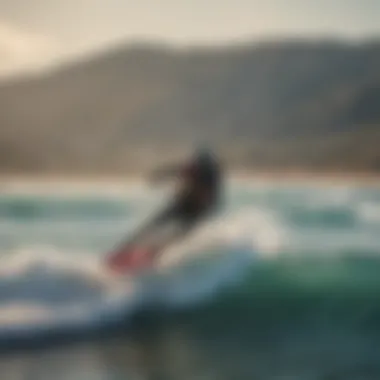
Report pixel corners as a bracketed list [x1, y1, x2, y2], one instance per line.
[0, 39, 380, 174]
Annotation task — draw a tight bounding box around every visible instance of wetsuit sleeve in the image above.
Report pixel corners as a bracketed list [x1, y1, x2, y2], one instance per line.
[149, 161, 197, 182]
[149, 164, 186, 182]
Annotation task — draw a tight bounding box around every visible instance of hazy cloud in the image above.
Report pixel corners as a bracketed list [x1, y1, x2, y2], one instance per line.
[0, 21, 57, 77]
[0, 0, 379, 77]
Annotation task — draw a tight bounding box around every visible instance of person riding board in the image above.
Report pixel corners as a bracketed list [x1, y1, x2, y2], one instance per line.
[107, 147, 222, 271]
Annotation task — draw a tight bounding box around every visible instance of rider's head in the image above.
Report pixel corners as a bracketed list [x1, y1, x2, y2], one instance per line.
[193, 143, 213, 163]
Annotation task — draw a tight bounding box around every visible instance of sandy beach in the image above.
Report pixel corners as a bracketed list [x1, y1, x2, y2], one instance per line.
[1, 171, 380, 194]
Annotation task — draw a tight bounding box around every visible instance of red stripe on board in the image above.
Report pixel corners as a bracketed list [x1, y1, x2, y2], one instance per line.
[106, 247, 157, 274]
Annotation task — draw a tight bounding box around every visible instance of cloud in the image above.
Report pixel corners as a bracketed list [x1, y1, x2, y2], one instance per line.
[0, 21, 57, 77]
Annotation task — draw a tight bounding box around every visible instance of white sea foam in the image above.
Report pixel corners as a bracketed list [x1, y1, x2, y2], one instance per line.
[356, 201, 380, 223]
[1, 180, 380, 344]
[0, 222, 256, 341]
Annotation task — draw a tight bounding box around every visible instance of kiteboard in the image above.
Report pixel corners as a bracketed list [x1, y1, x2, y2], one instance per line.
[105, 220, 180, 275]
[106, 244, 158, 274]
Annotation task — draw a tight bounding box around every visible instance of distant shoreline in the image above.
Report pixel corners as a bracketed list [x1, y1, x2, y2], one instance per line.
[1, 171, 380, 189]
[234, 170, 380, 184]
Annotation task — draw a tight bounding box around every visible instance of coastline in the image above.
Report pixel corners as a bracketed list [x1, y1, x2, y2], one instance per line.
[0, 170, 380, 192]
[233, 170, 380, 185]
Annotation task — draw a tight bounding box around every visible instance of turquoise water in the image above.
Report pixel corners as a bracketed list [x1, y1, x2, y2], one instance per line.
[0, 180, 380, 379]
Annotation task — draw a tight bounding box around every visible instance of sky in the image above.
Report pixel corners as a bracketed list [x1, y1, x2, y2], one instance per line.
[0, 0, 379, 77]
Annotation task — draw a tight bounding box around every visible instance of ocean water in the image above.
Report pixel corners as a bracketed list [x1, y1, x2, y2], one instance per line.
[0, 179, 380, 379]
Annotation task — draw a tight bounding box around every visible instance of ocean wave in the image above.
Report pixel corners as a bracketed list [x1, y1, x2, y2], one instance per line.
[1, 182, 380, 355]
[2, 241, 380, 352]
[0, 240, 255, 349]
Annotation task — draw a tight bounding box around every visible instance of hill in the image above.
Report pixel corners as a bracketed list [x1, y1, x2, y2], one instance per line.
[0, 39, 380, 174]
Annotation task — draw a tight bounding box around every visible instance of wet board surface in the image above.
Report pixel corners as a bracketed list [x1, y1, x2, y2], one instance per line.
[105, 219, 181, 275]
[106, 246, 158, 274]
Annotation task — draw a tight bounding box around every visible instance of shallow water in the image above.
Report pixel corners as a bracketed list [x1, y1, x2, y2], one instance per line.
[0, 180, 380, 379]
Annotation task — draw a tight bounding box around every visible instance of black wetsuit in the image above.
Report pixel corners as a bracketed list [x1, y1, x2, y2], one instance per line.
[163, 152, 222, 228]
[129, 152, 222, 245]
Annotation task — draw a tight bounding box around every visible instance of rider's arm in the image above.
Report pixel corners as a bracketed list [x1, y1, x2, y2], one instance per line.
[149, 162, 196, 183]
